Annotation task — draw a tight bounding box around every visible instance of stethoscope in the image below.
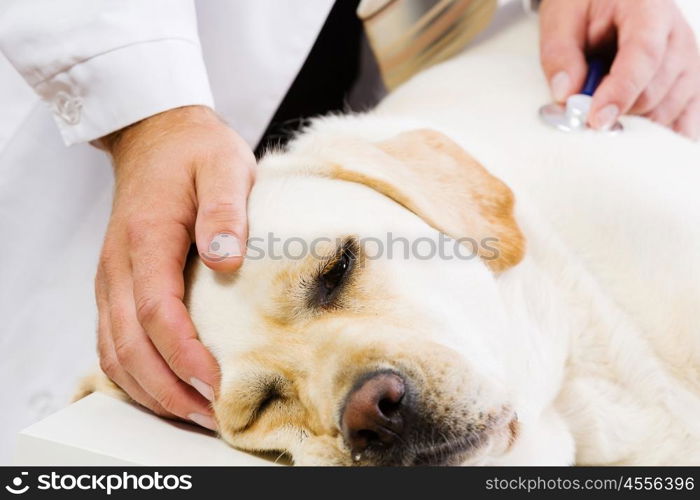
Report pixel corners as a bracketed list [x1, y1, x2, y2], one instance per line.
[539, 58, 623, 134]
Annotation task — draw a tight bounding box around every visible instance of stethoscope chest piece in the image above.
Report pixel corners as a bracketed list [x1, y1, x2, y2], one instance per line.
[539, 58, 623, 134]
[539, 94, 623, 134]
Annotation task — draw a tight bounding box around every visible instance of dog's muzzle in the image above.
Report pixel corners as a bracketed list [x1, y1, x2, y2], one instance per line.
[339, 370, 512, 466]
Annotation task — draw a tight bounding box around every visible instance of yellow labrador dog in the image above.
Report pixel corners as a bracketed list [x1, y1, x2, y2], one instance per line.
[86, 16, 700, 465]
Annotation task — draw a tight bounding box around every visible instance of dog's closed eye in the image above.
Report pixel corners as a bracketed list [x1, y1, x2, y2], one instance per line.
[307, 238, 358, 309]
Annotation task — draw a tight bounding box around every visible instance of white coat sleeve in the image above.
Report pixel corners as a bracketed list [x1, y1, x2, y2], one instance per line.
[0, 0, 214, 145]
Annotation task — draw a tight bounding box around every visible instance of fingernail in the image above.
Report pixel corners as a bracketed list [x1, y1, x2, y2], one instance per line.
[188, 412, 218, 431]
[594, 104, 619, 130]
[202, 232, 242, 262]
[190, 377, 215, 402]
[550, 71, 570, 102]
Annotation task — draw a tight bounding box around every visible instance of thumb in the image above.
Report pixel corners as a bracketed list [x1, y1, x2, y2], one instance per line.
[195, 151, 255, 272]
[539, 1, 589, 102]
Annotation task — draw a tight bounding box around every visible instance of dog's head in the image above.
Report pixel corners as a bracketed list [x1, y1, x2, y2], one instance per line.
[187, 125, 526, 465]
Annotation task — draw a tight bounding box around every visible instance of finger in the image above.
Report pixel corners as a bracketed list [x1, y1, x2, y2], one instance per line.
[646, 71, 698, 127]
[128, 217, 221, 403]
[97, 325, 173, 418]
[629, 29, 687, 116]
[673, 96, 700, 140]
[590, 16, 671, 129]
[110, 293, 216, 429]
[95, 265, 173, 417]
[102, 230, 217, 428]
[539, 0, 589, 102]
[195, 146, 256, 272]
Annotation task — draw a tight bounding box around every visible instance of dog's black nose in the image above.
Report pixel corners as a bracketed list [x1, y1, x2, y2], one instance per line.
[341, 372, 406, 456]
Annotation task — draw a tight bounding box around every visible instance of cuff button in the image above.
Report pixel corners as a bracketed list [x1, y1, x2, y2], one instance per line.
[53, 91, 83, 125]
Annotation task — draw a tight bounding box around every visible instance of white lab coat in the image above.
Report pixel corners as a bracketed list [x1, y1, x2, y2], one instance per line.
[0, 0, 333, 464]
[0, 0, 334, 146]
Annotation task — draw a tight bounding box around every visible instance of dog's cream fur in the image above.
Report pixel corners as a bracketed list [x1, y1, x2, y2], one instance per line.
[87, 15, 700, 465]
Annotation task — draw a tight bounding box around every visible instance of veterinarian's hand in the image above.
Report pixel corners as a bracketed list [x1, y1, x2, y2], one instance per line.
[95, 105, 255, 429]
[540, 0, 700, 140]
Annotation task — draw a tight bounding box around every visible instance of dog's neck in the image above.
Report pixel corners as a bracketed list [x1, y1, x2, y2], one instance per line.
[494, 208, 700, 464]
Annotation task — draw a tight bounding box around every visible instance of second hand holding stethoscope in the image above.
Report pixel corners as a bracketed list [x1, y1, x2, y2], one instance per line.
[539, 58, 623, 134]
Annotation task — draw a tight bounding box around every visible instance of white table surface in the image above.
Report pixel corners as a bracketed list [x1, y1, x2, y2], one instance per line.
[13, 392, 284, 466]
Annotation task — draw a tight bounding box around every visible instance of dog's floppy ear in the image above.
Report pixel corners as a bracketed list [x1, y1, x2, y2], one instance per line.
[319, 129, 524, 272]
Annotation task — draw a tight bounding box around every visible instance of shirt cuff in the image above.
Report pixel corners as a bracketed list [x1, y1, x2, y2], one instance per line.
[33, 39, 214, 146]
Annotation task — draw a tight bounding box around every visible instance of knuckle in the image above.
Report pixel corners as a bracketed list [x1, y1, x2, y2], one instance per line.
[97, 339, 120, 379]
[648, 108, 673, 125]
[609, 76, 643, 106]
[148, 404, 172, 418]
[113, 337, 136, 366]
[638, 38, 664, 65]
[152, 387, 178, 414]
[163, 342, 187, 373]
[99, 356, 119, 380]
[662, 82, 690, 115]
[623, 73, 644, 95]
[634, 89, 657, 113]
[200, 200, 241, 224]
[201, 200, 237, 217]
[665, 91, 684, 111]
[135, 295, 162, 328]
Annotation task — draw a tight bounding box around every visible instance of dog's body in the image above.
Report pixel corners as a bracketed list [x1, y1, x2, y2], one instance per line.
[86, 16, 700, 465]
[296, 18, 700, 465]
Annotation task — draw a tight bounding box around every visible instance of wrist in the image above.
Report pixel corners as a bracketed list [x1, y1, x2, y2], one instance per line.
[99, 105, 221, 158]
